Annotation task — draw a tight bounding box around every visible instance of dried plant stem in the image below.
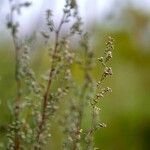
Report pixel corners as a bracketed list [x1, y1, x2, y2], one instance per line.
[35, 14, 66, 150]
[9, 7, 22, 150]
[72, 84, 87, 150]
[13, 36, 21, 150]
[72, 61, 91, 149]
[86, 106, 96, 150]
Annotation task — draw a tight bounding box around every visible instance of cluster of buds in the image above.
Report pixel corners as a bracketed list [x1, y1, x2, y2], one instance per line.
[94, 36, 114, 105]
[98, 36, 114, 65]
[64, 49, 75, 64]
[98, 36, 114, 83]
[91, 87, 112, 106]
[101, 67, 113, 81]
[19, 46, 41, 94]
[46, 9, 54, 32]
[65, 69, 72, 80]
[89, 36, 114, 145]
[105, 36, 114, 53]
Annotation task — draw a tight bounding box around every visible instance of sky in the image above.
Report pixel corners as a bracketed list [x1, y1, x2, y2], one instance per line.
[0, 0, 150, 38]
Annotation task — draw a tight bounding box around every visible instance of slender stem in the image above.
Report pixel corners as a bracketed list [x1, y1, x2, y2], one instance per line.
[8, 3, 22, 149]
[13, 35, 21, 150]
[85, 106, 95, 150]
[34, 14, 66, 150]
[71, 81, 89, 150]
[72, 67, 90, 149]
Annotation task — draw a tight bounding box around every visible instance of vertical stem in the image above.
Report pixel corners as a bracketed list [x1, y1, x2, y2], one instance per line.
[85, 106, 95, 150]
[72, 46, 92, 149]
[13, 36, 21, 150]
[9, 4, 22, 149]
[34, 14, 66, 150]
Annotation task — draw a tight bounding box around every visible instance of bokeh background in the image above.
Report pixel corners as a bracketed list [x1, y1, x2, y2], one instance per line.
[0, 0, 150, 149]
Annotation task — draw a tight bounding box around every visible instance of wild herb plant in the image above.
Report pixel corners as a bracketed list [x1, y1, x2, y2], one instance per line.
[6, 0, 32, 149]
[85, 36, 114, 150]
[5, 0, 114, 149]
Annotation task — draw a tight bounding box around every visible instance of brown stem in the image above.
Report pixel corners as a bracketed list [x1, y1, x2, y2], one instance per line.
[13, 37, 21, 150]
[9, 3, 22, 149]
[34, 14, 66, 150]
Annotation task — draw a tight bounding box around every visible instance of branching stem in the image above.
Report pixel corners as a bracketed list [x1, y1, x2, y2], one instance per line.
[34, 13, 66, 150]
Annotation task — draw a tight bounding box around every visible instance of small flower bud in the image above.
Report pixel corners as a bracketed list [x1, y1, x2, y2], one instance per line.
[98, 57, 104, 62]
[98, 123, 107, 128]
[106, 51, 112, 59]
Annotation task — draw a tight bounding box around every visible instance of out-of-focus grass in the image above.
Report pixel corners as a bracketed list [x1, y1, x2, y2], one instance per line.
[0, 47, 15, 122]
[0, 28, 150, 149]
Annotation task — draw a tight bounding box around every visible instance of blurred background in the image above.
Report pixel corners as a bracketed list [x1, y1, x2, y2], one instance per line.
[0, 0, 150, 149]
